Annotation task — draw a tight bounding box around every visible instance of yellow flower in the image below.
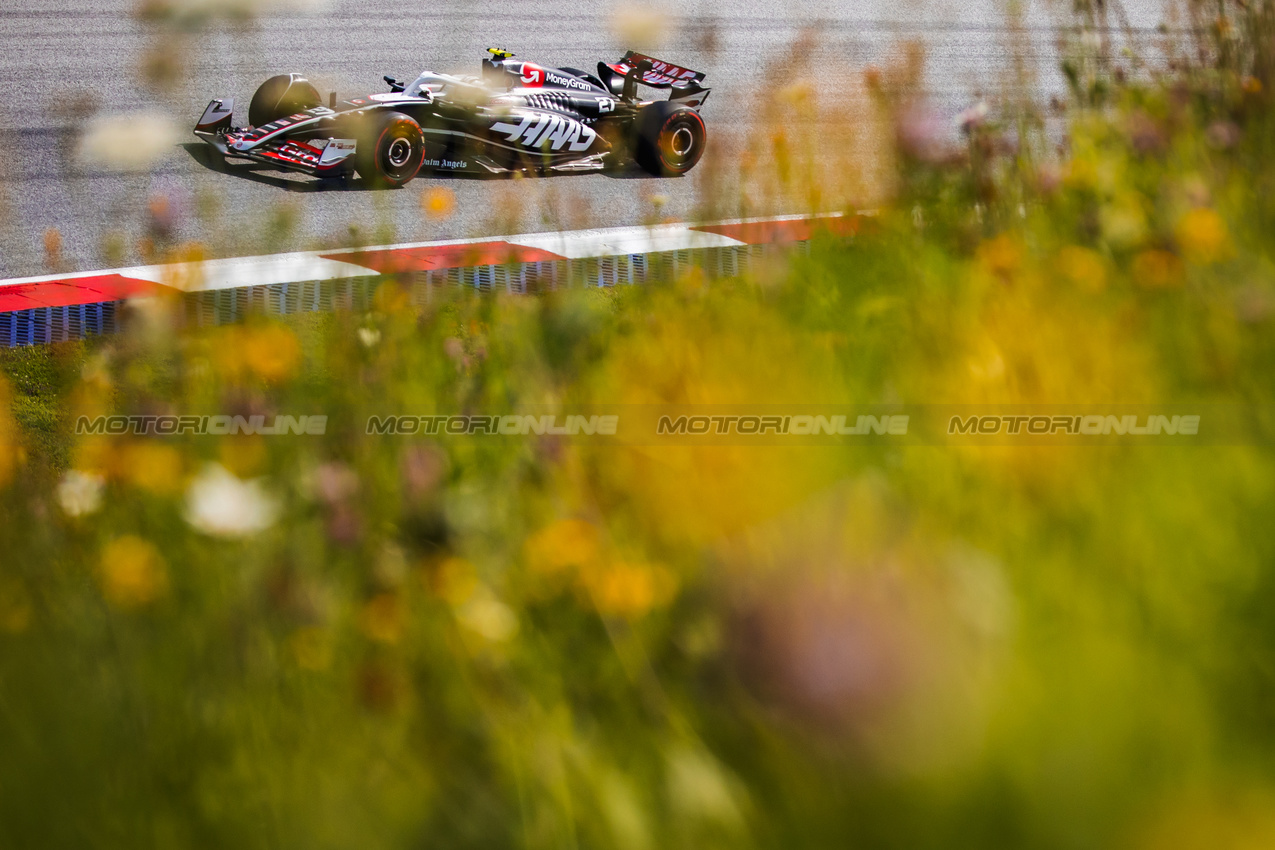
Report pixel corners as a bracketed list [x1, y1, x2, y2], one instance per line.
[421, 187, 456, 221]
[99, 536, 168, 609]
[242, 324, 302, 382]
[358, 593, 404, 644]
[1176, 207, 1232, 265]
[1056, 246, 1107, 291]
[218, 435, 267, 478]
[1132, 250, 1184, 288]
[580, 561, 678, 620]
[976, 235, 1023, 281]
[524, 519, 602, 577]
[430, 557, 479, 606]
[1064, 157, 1097, 190]
[121, 442, 183, 494]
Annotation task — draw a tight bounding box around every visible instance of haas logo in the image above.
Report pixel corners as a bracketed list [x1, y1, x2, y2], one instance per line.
[492, 113, 596, 152]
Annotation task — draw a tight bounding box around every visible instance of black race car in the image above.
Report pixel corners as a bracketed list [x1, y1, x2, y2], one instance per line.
[194, 49, 709, 188]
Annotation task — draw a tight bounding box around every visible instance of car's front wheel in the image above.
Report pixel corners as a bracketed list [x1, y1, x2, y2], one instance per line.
[633, 102, 707, 176]
[355, 112, 425, 189]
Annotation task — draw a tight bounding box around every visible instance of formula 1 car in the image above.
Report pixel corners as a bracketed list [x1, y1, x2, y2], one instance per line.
[193, 49, 709, 187]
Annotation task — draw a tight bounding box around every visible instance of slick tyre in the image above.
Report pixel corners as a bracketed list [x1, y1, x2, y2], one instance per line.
[355, 112, 425, 189]
[633, 103, 706, 176]
[248, 74, 321, 127]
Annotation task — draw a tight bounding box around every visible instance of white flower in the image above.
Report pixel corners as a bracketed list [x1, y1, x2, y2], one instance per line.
[357, 327, 381, 348]
[184, 463, 280, 538]
[78, 111, 181, 171]
[57, 470, 104, 517]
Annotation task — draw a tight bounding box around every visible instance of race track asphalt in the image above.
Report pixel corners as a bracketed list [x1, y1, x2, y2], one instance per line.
[0, 0, 1174, 279]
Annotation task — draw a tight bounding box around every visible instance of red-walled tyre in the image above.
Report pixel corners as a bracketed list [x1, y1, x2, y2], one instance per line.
[355, 111, 425, 189]
[633, 102, 707, 176]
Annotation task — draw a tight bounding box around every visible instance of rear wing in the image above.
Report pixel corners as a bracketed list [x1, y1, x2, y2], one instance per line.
[602, 52, 710, 108]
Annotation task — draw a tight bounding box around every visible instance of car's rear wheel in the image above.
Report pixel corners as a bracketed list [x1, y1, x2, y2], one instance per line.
[248, 74, 321, 127]
[355, 111, 425, 189]
[633, 102, 706, 176]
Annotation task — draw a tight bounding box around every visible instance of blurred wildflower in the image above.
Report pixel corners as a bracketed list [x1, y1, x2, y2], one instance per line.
[78, 111, 181, 171]
[956, 101, 989, 134]
[57, 470, 105, 517]
[580, 561, 678, 620]
[420, 187, 456, 221]
[1126, 111, 1169, 155]
[42, 228, 63, 272]
[310, 462, 361, 544]
[218, 435, 267, 478]
[431, 556, 478, 606]
[1236, 285, 1274, 325]
[525, 519, 601, 578]
[355, 660, 401, 712]
[357, 327, 381, 348]
[312, 462, 359, 505]
[241, 324, 302, 382]
[147, 191, 180, 243]
[401, 444, 446, 504]
[1101, 193, 1150, 249]
[1176, 207, 1233, 265]
[1064, 156, 1098, 190]
[1206, 121, 1241, 150]
[612, 6, 667, 49]
[456, 588, 519, 642]
[1056, 245, 1108, 291]
[139, 39, 183, 93]
[1132, 249, 1184, 288]
[0, 581, 32, 633]
[98, 536, 168, 609]
[121, 442, 183, 495]
[184, 463, 280, 538]
[136, 0, 329, 21]
[358, 593, 404, 644]
[976, 234, 1024, 281]
[732, 573, 919, 733]
[896, 103, 950, 163]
